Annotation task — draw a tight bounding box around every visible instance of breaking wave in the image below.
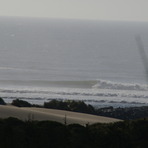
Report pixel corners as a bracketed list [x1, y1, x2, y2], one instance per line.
[0, 79, 148, 108]
[92, 79, 148, 91]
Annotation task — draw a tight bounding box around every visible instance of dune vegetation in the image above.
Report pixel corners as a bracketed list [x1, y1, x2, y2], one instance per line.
[0, 98, 148, 147]
[0, 117, 148, 148]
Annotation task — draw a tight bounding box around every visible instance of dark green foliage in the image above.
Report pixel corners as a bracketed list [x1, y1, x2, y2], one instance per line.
[67, 124, 91, 148]
[11, 99, 32, 107]
[67, 100, 95, 113]
[0, 97, 6, 105]
[0, 117, 148, 148]
[44, 100, 148, 120]
[0, 117, 26, 148]
[44, 100, 68, 110]
[97, 106, 148, 120]
[44, 100, 95, 114]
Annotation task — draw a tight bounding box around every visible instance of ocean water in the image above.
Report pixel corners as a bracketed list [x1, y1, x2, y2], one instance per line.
[0, 17, 148, 108]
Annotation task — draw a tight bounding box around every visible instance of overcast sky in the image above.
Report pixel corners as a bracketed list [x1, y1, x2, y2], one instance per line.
[0, 0, 148, 22]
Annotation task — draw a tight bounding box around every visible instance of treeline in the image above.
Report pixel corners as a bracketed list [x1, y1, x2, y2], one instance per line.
[0, 117, 148, 148]
[43, 100, 148, 120]
[97, 106, 148, 120]
[11, 99, 95, 113]
[19, 99, 148, 120]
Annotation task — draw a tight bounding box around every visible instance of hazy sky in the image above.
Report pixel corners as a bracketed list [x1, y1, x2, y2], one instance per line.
[0, 0, 148, 21]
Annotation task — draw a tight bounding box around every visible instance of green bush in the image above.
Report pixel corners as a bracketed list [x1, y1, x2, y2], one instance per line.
[44, 100, 68, 110]
[11, 99, 32, 107]
[0, 97, 6, 105]
[44, 100, 95, 114]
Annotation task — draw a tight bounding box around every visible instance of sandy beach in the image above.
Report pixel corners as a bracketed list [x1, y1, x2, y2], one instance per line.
[0, 105, 121, 125]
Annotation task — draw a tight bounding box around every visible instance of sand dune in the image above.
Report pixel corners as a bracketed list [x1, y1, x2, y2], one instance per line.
[0, 105, 121, 125]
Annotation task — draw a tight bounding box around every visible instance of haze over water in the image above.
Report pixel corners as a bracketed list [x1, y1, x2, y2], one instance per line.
[0, 17, 148, 108]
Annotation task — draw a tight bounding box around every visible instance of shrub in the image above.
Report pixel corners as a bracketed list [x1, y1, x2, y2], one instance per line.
[44, 100, 95, 114]
[12, 99, 32, 107]
[0, 97, 6, 105]
[44, 100, 68, 110]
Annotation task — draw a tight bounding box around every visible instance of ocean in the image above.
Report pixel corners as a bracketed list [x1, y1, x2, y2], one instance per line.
[0, 17, 148, 108]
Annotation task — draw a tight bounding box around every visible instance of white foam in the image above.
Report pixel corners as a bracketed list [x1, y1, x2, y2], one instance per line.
[92, 79, 148, 91]
[0, 79, 148, 108]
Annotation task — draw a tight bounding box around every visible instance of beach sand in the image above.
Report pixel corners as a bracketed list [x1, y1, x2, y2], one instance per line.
[0, 105, 121, 125]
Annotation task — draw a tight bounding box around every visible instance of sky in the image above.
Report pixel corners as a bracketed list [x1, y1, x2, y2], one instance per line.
[0, 0, 148, 22]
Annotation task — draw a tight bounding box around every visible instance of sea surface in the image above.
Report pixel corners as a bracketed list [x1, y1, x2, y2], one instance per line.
[0, 17, 148, 108]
